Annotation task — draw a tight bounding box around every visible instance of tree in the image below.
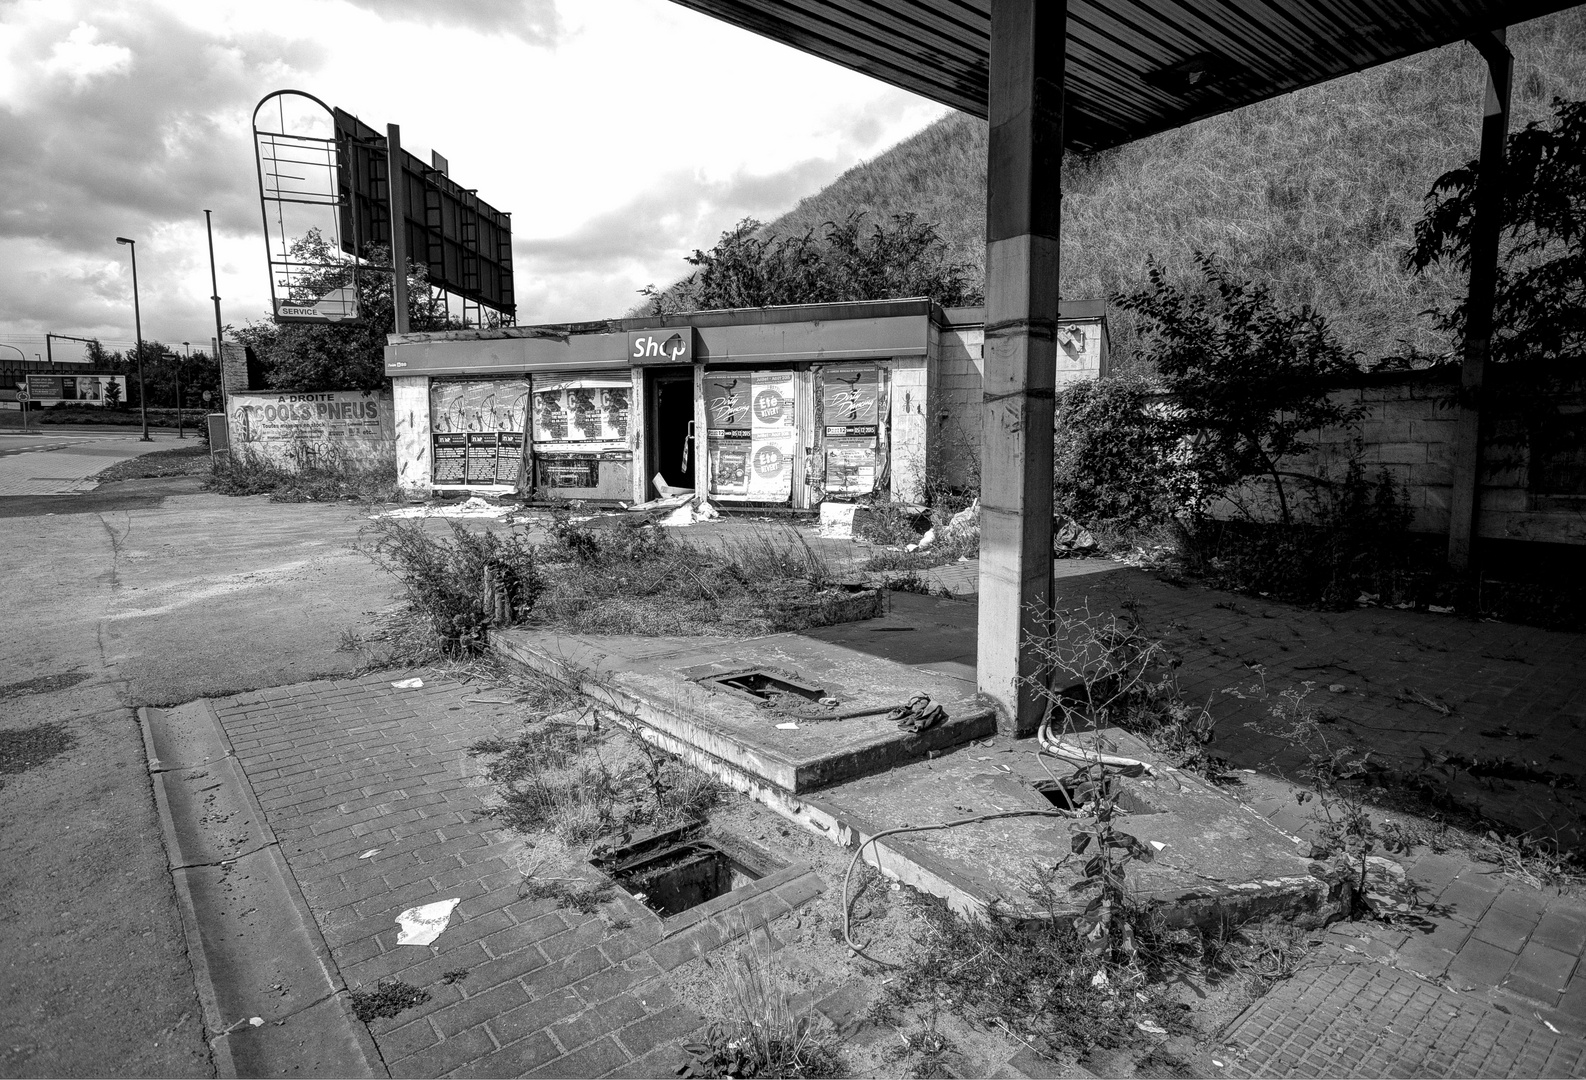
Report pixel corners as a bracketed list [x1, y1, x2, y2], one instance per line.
[102, 378, 122, 409]
[1113, 253, 1363, 525]
[1406, 97, 1586, 367]
[238, 229, 448, 392]
[644, 212, 982, 313]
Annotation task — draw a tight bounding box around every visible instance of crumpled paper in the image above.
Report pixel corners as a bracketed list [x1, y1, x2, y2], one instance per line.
[395, 897, 460, 946]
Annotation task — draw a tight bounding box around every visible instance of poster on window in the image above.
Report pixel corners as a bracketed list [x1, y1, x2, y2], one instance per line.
[748, 371, 796, 500]
[531, 373, 630, 447]
[821, 366, 879, 437]
[824, 444, 877, 494]
[429, 378, 530, 485]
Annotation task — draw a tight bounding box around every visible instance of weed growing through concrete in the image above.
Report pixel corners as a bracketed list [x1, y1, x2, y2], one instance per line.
[439, 969, 469, 985]
[517, 876, 615, 914]
[348, 979, 431, 1023]
[680, 926, 843, 1079]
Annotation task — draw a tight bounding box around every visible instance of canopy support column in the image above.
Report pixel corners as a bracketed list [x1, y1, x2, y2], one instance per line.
[976, 0, 1064, 737]
[1448, 29, 1511, 571]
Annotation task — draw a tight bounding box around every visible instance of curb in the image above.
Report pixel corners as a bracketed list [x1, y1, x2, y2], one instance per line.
[140, 702, 388, 1078]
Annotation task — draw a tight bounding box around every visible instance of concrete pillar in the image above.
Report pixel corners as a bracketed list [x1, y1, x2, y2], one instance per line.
[1447, 30, 1511, 571]
[976, 0, 1064, 737]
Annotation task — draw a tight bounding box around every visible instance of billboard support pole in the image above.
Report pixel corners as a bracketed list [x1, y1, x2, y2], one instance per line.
[386, 124, 411, 337]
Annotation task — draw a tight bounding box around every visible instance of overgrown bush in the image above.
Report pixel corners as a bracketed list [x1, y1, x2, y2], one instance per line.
[208, 453, 400, 504]
[367, 519, 543, 656]
[1053, 375, 1179, 531]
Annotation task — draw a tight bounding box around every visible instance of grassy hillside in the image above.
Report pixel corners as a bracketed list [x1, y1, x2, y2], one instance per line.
[657, 10, 1586, 366]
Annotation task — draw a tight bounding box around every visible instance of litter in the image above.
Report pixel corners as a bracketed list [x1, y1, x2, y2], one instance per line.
[1053, 514, 1098, 557]
[395, 897, 461, 946]
[249, 1017, 264, 1027]
[659, 497, 720, 528]
[818, 501, 858, 539]
[651, 473, 694, 498]
[776, 722, 799, 730]
[1428, 604, 1455, 613]
[391, 678, 424, 689]
[888, 693, 946, 733]
[358, 849, 381, 860]
[1136, 1019, 1167, 1035]
[1149, 841, 1166, 851]
[1213, 1060, 1225, 1068]
[1328, 684, 1347, 693]
[1091, 969, 1110, 988]
[376, 496, 520, 520]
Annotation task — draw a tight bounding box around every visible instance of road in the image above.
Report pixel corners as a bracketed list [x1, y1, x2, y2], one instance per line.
[0, 428, 190, 497]
[0, 454, 405, 1076]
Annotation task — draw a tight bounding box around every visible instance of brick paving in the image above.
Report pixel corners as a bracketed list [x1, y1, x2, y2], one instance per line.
[1223, 960, 1586, 1078]
[924, 558, 1586, 846]
[211, 672, 826, 1078]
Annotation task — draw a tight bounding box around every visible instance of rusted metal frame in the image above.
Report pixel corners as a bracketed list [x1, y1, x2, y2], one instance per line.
[387, 124, 411, 336]
[977, 0, 1064, 738]
[1447, 28, 1512, 570]
[771, 0, 986, 68]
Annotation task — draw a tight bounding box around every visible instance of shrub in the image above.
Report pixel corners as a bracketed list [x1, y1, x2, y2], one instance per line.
[366, 519, 543, 655]
[208, 453, 399, 503]
[1052, 375, 1179, 530]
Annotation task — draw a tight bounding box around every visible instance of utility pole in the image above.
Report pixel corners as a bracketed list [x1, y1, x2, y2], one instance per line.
[115, 236, 152, 441]
[205, 210, 226, 404]
[178, 342, 189, 438]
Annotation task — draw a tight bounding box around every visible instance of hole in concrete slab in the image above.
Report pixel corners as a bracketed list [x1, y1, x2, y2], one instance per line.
[0, 672, 89, 701]
[1035, 777, 1159, 814]
[701, 668, 826, 705]
[594, 831, 782, 917]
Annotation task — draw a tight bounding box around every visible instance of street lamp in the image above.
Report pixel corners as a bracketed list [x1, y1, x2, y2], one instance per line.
[115, 236, 152, 441]
[178, 341, 189, 439]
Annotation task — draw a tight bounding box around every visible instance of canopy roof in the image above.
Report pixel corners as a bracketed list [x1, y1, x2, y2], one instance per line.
[669, 1, 1575, 152]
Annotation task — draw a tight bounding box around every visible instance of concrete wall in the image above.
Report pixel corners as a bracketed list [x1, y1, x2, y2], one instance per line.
[392, 376, 430, 494]
[1216, 368, 1586, 546]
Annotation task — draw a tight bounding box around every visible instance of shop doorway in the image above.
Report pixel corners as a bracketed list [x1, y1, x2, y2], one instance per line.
[647, 368, 695, 497]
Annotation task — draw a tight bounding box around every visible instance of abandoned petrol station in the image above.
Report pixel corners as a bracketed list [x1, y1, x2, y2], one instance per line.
[383, 297, 1107, 506]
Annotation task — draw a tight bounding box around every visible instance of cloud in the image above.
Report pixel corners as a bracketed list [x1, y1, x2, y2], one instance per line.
[340, 0, 558, 45]
[513, 157, 848, 320]
[41, 23, 133, 89]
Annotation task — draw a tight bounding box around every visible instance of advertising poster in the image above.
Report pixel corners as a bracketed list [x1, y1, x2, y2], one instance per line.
[432, 432, 467, 483]
[820, 366, 881, 495]
[704, 372, 751, 498]
[27, 374, 127, 406]
[749, 371, 796, 500]
[228, 390, 395, 471]
[530, 373, 630, 446]
[430, 378, 531, 486]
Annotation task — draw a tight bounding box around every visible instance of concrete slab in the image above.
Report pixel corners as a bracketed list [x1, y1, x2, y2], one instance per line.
[495, 596, 996, 794]
[805, 727, 1329, 926]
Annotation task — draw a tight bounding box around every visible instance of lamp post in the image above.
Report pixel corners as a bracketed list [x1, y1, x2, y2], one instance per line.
[0, 345, 24, 429]
[115, 236, 152, 441]
[178, 341, 189, 439]
[205, 211, 226, 402]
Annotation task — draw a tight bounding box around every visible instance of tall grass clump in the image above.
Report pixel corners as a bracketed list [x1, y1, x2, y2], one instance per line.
[209, 453, 400, 504]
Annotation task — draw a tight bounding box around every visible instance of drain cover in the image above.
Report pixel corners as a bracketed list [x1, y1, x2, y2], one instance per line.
[699, 668, 826, 705]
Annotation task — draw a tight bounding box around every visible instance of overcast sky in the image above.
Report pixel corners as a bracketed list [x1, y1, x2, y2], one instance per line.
[0, 0, 948, 353]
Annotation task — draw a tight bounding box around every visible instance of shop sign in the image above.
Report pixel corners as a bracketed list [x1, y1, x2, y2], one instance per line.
[627, 328, 692, 366]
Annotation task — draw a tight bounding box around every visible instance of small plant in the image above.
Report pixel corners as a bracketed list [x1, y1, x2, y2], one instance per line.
[883, 1013, 956, 1079]
[1245, 681, 1425, 922]
[440, 969, 469, 985]
[679, 927, 842, 1079]
[348, 979, 430, 1022]
[208, 452, 400, 504]
[517, 876, 615, 915]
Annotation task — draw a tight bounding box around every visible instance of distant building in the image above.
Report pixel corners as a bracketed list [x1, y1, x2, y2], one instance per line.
[382, 297, 1108, 503]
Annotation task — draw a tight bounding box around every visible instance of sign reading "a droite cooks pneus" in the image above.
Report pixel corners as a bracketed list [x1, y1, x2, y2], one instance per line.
[226, 390, 394, 470]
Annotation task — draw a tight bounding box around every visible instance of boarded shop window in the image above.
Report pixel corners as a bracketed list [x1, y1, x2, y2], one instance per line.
[705, 371, 797, 501]
[531, 373, 631, 446]
[430, 378, 531, 485]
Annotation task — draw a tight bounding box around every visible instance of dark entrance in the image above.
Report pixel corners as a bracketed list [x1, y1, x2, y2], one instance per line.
[647, 368, 695, 497]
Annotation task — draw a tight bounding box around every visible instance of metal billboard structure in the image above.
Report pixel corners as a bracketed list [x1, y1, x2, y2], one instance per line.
[252, 89, 515, 328]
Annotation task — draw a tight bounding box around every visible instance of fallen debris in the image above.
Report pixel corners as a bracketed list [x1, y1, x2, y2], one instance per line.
[375, 496, 520, 520]
[391, 678, 424, 690]
[394, 897, 460, 945]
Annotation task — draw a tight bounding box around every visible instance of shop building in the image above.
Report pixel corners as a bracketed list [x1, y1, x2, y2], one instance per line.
[383, 297, 1107, 506]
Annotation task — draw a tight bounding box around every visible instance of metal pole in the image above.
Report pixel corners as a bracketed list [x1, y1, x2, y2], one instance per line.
[117, 237, 151, 441]
[179, 342, 188, 438]
[1447, 30, 1511, 571]
[977, 0, 1064, 736]
[205, 210, 226, 405]
[386, 124, 411, 336]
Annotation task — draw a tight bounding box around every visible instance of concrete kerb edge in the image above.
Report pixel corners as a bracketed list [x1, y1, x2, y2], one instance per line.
[139, 703, 389, 1078]
[140, 706, 236, 1080]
